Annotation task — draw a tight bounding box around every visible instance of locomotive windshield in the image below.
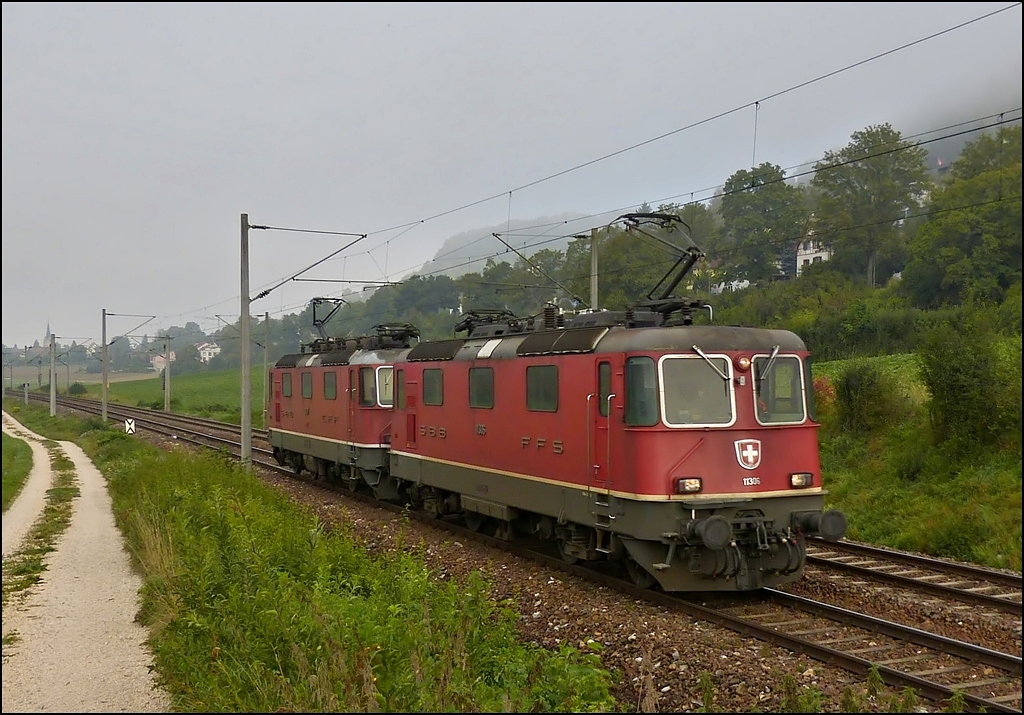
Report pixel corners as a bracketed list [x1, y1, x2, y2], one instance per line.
[659, 355, 733, 427]
[753, 354, 807, 424]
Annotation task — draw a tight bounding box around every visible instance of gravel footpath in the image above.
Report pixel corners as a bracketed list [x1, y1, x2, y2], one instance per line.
[1, 411, 170, 713]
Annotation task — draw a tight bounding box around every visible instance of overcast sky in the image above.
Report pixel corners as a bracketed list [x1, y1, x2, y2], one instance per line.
[2, 2, 1021, 348]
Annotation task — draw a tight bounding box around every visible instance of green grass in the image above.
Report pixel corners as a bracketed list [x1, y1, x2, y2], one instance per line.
[1, 438, 80, 605]
[2, 432, 34, 512]
[81, 369, 266, 425]
[813, 352, 1023, 571]
[3, 399, 618, 712]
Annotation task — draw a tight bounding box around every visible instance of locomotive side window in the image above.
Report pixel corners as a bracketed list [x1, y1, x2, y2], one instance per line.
[359, 367, 376, 406]
[423, 369, 444, 406]
[526, 365, 558, 412]
[396, 369, 406, 409]
[301, 372, 313, 399]
[625, 357, 658, 426]
[377, 367, 394, 407]
[660, 356, 732, 427]
[324, 371, 337, 400]
[753, 355, 806, 424]
[469, 367, 494, 409]
[282, 372, 292, 397]
[803, 358, 817, 421]
[598, 362, 611, 417]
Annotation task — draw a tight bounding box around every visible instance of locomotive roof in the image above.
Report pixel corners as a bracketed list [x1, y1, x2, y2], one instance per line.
[438, 324, 807, 362]
[275, 325, 807, 368]
[274, 346, 412, 369]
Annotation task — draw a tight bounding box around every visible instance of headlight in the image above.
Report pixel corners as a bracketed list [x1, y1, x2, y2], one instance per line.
[676, 477, 703, 493]
[790, 472, 813, 488]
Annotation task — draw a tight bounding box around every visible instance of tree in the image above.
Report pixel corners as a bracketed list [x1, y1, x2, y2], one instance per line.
[901, 126, 1022, 307]
[811, 124, 930, 287]
[719, 163, 808, 282]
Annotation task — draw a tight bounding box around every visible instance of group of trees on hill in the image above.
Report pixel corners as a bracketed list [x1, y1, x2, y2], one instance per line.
[300, 122, 1020, 355]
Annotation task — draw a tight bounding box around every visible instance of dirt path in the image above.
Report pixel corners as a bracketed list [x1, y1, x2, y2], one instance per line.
[1, 411, 170, 712]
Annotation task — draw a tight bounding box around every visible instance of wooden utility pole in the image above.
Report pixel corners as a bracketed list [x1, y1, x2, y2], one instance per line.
[590, 227, 599, 311]
[240, 213, 252, 466]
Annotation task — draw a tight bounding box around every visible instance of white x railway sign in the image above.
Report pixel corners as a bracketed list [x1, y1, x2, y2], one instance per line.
[124, 418, 136, 435]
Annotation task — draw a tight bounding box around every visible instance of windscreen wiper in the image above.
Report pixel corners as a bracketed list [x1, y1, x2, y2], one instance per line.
[691, 345, 729, 381]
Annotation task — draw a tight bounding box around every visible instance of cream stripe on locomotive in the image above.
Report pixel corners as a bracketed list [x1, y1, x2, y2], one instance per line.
[390, 449, 825, 502]
[269, 427, 388, 450]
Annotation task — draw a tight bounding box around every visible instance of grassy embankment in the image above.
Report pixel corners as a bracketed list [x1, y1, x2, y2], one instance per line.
[815, 346, 1022, 572]
[2, 432, 34, 512]
[1, 399, 617, 713]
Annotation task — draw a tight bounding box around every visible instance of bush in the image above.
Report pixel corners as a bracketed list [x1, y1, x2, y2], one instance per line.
[834, 360, 911, 432]
[918, 315, 1020, 452]
[68, 382, 88, 395]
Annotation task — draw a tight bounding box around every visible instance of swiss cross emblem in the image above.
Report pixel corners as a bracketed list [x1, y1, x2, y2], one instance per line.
[735, 439, 761, 470]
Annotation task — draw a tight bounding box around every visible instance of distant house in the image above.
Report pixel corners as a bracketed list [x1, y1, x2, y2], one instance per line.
[151, 351, 176, 372]
[711, 279, 751, 295]
[796, 239, 832, 275]
[195, 342, 222, 364]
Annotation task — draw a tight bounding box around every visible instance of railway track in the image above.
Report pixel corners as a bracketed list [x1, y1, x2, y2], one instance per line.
[10, 391, 1023, 712]
[805, 538, 1022, 616]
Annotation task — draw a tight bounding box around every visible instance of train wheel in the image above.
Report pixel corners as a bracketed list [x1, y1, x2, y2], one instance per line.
[464, 511, 484, 533]
[557, 539, 579, 565]
[625, 556, 656, 589]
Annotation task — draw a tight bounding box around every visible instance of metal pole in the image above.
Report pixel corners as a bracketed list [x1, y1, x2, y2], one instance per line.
[102, 308, 108, 421]
[590, 227, 599, 311]
[164, 337, 171, 411]
[49, 334, 56, 416]
[24, 348, 29, 404]
[263, 311, 269, 430]
[240, 213, 252, 465]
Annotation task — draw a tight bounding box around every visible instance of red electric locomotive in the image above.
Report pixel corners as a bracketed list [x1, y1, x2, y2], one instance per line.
[268, 320, 419, 499]
[269, 214, 846, 592]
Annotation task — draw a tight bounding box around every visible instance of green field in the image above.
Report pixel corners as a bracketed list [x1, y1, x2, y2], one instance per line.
[814, 349, 1022, 571]
[2, 432, 34, 512]
[81, 370, 267, 425]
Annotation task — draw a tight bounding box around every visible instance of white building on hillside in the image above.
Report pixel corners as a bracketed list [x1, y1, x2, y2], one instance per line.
[151, 351, 176, 372]
[196, 342, 222, 364]
[796, 239, 832, 275]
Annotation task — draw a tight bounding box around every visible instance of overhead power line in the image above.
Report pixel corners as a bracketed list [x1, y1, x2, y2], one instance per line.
[358, 2, 1021, 250]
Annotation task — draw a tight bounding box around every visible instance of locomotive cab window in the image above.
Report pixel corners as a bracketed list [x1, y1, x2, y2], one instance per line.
[396, 369, 406, 409]
[423, 369, 444, 406]
[377, 366, 394, 407]
[301, 372, 313, 399]
[526, 365, 558, 412]
[359, 367, 376, 406]
[469, 367, 494, 409]
[324, 371, 337, 400]
[753, 354, 807, 424]
[282, 372, 292, 398]
[660, 355, 733, 427]
[598, 362, 611, 417]
[625, 357, 658, 426]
